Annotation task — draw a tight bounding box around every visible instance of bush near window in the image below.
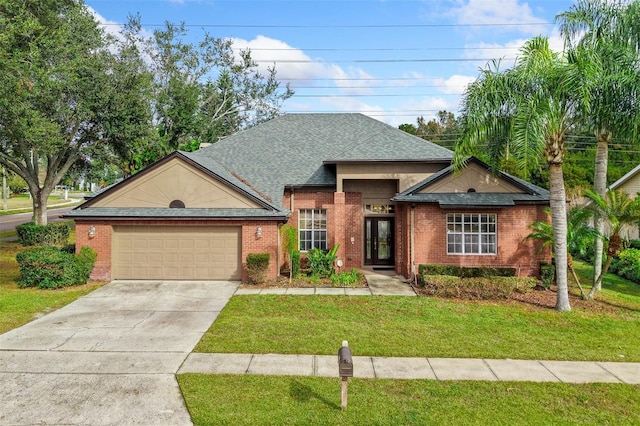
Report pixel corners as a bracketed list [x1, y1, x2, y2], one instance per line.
[307, 244, 339, 278]
[246, 253, 270, 284]
[16, 222, 69, 246]
[420, 275, 537, 300]
[418, 265, 516, 281]
[16, 246, 97, 289]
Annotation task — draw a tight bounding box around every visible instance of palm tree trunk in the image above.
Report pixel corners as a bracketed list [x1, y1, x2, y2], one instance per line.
[592, 132, 610, 292]
[549, 163, 571, 312]
[589, 254, 614, 299]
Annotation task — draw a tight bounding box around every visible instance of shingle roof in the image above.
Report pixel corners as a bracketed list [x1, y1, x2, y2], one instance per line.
[192, 113, 453, 207]
[66, 207, 287, 220]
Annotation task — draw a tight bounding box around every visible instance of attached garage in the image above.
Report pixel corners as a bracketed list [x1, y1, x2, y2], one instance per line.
[112, 225, 242, 280]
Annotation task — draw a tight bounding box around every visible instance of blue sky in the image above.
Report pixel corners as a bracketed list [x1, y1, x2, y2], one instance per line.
[85, 0, 574, 127]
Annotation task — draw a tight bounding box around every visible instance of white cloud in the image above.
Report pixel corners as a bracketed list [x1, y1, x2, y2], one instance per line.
[450, 0, 549, 36]
[230, 35, 375, 94]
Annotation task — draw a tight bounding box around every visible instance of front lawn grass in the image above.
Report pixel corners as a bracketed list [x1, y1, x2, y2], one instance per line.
[0, 229, 102, 334]
[178, 374, 640, 426]
[195, 295, 640, 361]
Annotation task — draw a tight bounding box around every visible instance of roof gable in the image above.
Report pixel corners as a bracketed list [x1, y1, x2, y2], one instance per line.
[418, 162, 524, 194]
[393, 158, 549, 207]
[86, 154, 264, 209]
[611, 164, 640, 197]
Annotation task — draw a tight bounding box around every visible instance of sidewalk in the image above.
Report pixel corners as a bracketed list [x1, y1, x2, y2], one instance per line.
[179, 353, 640, 384]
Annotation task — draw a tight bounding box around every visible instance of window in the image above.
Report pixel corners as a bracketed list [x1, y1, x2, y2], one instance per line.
[447, 213, 496, 255]
[299, 209, 327, 251]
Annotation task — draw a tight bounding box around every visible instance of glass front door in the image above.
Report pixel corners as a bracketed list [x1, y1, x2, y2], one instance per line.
[365, 218, 394, 265]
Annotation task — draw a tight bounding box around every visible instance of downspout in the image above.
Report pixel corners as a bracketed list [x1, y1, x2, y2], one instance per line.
[410, 205, 416, 284]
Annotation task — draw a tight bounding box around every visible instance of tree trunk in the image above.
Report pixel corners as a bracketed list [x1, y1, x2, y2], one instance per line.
[549, 164, 571, 312]
[32, 188, 51, 226]
[592, 132, 610, 291]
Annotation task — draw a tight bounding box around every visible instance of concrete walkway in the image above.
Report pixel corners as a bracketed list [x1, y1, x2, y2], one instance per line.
[179, 353, 640, 384]
[0, 280, 239, 426]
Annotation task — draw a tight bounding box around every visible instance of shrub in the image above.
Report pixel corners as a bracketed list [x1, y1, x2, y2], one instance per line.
[539, 262, 555, 289]
[246, 253, 270, 284]
[307, 244, 339, 278]
[615, 248, 640, 284]
[628, 239, 640, 250]
[16, 246, 96, 289]
[291, 250, 301, 278]
[421, 275, 537, 300]
[330, 268, 364, 286]
[417, 265, 516, 283]
[16, 222, 69, 246]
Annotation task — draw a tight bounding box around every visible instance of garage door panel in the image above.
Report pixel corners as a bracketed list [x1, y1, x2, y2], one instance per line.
[113, 226, 241, 280]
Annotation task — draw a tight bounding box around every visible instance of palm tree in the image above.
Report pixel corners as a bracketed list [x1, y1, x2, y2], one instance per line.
[557, 0, 640, 291]
[455, 37, 593, 312]
[582, 189, 640, 299]
[525, 208, 600, 300]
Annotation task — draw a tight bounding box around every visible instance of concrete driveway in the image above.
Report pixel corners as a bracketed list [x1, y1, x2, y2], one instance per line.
[0, 280, 239, 425]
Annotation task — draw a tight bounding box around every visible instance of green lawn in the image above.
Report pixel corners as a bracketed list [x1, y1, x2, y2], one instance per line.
[0, 194, 83, 215]
[178, 375, 640, 426]
[0, 228, 103, 334]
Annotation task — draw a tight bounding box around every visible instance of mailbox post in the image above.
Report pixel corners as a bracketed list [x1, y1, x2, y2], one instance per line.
[338, 340, 353, 410]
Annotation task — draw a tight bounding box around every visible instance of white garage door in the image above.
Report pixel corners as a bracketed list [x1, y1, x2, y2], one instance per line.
[112, 225, 242, 280]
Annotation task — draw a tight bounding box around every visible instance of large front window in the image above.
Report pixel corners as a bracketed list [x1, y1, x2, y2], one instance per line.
[447, 213, 497, 255]
[299, 209, 327, 251]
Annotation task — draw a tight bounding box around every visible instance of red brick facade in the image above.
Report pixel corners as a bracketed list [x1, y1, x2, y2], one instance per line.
[394, 204, 550, 279]
[78, 190, 548, 282]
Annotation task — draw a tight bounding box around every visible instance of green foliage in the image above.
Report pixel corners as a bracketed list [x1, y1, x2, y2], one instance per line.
[540, 262, 556, 289]
[330, 268, 364, 286]
[418, 264, 516, 280]
[245, 253, 270, 284]
[280, 224, 299, 279]
[420, 275, 537, 300]
[307, 244, 339, 278]
[16, 246, 96, 289]
[290, 250, 300, 278]
[612, 249, 640, 284]
[16, 222, 69, 247]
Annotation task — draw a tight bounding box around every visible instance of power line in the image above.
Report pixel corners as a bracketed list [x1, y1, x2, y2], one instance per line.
[97, 22, 554, 29]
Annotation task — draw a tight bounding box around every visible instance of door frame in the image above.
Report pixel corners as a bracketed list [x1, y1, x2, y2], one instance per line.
[364, 217, 394, 266]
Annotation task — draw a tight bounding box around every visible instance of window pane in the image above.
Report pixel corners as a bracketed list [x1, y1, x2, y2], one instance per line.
[446, 213, 497, 255]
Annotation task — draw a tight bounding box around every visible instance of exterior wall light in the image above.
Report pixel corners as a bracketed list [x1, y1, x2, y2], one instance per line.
[256, 226, 262, 239]
[88, 225, 96, 239]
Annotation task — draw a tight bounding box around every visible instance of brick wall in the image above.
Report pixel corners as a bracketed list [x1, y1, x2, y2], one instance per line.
[76, 221, 112, 281]
[399, 204, 550, 278]
[283, 190, 363, 270]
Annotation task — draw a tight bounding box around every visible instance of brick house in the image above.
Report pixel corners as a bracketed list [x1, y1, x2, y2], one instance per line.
[66, 113, 550, 281]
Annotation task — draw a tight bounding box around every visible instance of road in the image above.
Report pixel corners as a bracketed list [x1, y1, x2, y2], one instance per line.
[0, 206, 76, 233]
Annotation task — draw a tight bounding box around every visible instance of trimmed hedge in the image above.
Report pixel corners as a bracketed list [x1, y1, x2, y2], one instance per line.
[421, 275, 537, 300]
[540, 262, 555, 289]
[418, 264, 516, 280]
[16, 222, 69, 247]
[16, 246, 97, 289]
[246, 253, 270, 284]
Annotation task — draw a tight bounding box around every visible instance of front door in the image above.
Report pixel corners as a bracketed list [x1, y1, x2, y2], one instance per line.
[365, 218, 394, 265]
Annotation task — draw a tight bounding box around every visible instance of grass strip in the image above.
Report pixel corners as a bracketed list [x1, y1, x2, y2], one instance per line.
[195, 295, 640, 361]
[178, 374, 640, 426]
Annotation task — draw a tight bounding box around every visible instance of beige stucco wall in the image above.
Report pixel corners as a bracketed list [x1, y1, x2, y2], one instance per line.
[614, 168, 640, 240]
[92, 158, 261, 209]
[336, 162, 444, 192]
[343, 179, 397, 205]
[419, 162, 524, 194]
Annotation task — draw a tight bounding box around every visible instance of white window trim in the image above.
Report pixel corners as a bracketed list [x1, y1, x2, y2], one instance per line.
[446, 213, 497, 255]
[298, 208, 328, 252]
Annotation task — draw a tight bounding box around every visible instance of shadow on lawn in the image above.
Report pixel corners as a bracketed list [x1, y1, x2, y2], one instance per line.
[289, 379, 340, 410]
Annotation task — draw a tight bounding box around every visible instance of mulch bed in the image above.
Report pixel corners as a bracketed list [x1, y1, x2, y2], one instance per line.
[240, 275, 368, 289]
